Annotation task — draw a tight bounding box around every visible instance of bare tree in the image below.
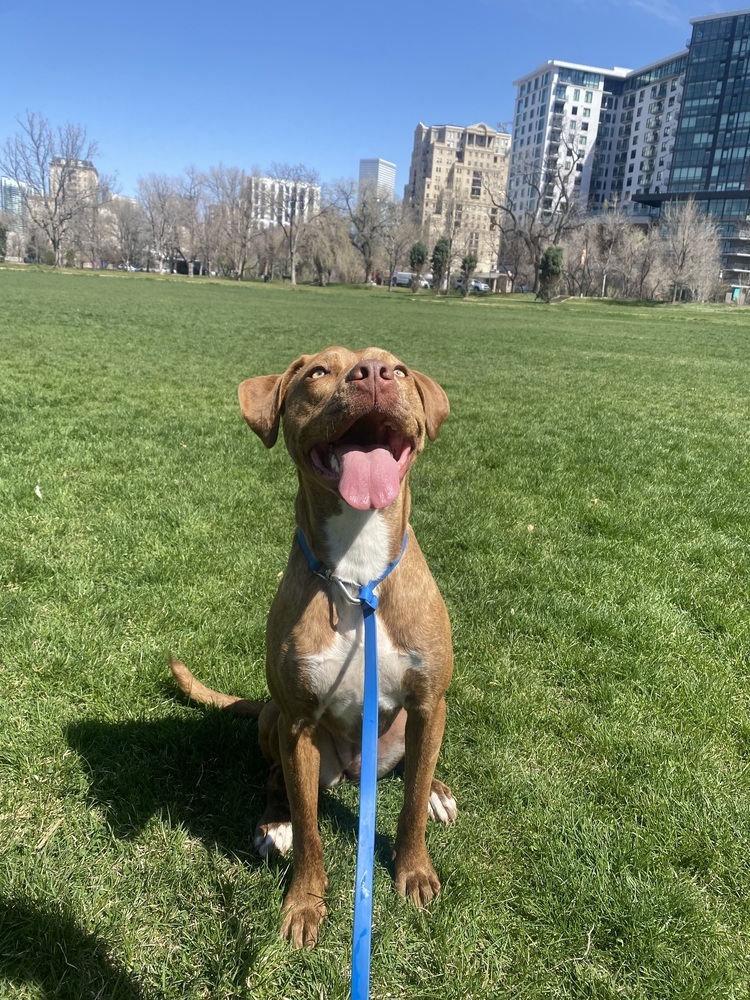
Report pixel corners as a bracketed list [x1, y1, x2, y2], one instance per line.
[298, 207, 353, 286]
[490, 125, 585, 292]
[432, 194, 471, 294]
[267, 162, 322, 284]
[171, 166, 206, 276]
[137, 173, 178, 273]
[104, 197, 147, 268]
[0, 112, 99, 266]
[205, 164, 264, 280]
[560, 210, 632, 298]
[498, 229, 531, 292]
[72, 171, 119, 268]
[560, 221, 595, 297]
[613, 223, 664, 301]
[333, 178, 391, 283]
[380, 199, 419, 288]
[659, 197, 721, 302]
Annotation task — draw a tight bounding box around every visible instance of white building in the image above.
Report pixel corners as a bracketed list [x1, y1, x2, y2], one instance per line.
[246, 174, 320, 229]
[509, 53, 686, 218]
[358, 158, 396, 196]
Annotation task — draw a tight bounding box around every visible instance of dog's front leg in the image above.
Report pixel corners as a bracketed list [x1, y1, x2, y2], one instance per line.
[278, 717, 328, 949]
[393, 695, 447, 906]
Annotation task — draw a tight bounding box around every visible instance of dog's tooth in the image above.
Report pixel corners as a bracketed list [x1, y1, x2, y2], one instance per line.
[329, 452, 340, 474]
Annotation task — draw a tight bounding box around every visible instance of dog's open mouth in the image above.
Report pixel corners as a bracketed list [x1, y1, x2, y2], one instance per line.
[309, 416, 414, 511]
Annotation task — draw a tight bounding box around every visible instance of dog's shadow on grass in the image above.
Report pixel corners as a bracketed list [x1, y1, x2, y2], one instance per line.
[0, 898, 147, 999]
[66, 695, 394, 872]
[67, 704, 267, 860]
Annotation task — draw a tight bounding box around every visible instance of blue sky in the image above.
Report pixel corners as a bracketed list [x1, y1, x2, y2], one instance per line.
[1, 0, 743, 198]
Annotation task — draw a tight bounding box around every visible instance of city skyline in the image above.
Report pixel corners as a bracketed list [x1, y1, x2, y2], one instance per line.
[1, 1, 741, 199]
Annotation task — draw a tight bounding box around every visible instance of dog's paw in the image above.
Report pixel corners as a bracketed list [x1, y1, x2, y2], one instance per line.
[395, 859, 441, 908]
[254, 821, 293, 858]
[427, 779, 457, 824]
[280, 899, 327, 950]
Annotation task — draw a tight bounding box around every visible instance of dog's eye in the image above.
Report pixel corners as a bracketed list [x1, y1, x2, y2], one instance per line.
[394, 366, 407, 378]
[309, 367, 328, 379]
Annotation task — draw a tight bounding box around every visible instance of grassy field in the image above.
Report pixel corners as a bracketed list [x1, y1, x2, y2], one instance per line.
[1, 268, 749, 999]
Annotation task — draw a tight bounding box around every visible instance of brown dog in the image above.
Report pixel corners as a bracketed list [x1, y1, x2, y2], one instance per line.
[171, 346, 456, 949]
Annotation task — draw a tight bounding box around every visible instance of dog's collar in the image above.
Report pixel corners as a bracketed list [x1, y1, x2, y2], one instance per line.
[295, 528, 407, 610]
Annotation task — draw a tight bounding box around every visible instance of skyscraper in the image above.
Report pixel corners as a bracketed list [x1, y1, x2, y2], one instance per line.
[634, 10, 750, 296]
[358, 158, 396, 197]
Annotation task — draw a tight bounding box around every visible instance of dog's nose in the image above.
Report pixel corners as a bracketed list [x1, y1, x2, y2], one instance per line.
[345, 359, 395, 383]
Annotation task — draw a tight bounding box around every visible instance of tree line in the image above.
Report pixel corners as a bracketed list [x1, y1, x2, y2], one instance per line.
[0, 112, 725, 301]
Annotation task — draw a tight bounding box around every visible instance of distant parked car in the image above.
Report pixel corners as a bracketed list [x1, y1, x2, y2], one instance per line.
[455, 278, 490, 293]
[390, 271, 431, 288]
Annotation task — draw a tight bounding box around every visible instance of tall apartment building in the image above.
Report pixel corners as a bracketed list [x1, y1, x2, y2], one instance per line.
[359, 158, 396, 196]
[634, 9, 750, 296]
[510, 8, 750, 296]
[49, 157, 99, 202]
[509, 54, 685, 218]
[404, 122, 511, 278]
[1, 176, 25, 216]
[1, 176, 33, 260]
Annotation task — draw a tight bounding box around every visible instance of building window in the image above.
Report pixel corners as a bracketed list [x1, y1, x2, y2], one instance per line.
[585, 91, 593, 102]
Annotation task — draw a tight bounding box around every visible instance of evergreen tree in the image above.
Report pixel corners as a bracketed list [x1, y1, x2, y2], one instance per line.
[459, 252, 478, 297]
[538, 245, 564, 301]
[430, 236, 451, 293]
[409, 240, 427, 291]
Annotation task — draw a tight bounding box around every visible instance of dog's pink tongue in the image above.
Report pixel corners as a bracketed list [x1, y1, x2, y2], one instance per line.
[336, 444, 400, 510]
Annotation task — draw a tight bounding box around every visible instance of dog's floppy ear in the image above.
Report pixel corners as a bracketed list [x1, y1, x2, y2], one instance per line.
[238, 356, 308, 447]
[238, 374, 287, 448]
[412, 370, 450, 441]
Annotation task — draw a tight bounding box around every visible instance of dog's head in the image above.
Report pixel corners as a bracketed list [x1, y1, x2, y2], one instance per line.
[238, 347, 449, 511]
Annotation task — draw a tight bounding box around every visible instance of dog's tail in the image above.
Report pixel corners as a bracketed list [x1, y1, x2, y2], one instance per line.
[170, 657, 266, 718]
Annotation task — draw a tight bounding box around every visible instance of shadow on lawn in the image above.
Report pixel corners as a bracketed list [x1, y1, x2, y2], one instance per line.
[67, 709, 268, 858]
[66, 705, 395, 871]
[0, 898, 147, 999]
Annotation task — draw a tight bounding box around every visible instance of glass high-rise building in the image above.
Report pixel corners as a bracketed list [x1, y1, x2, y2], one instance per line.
[633, 10, 750, 295]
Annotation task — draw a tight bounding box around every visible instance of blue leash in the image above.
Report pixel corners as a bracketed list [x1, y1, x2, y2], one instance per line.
[296, 529, 407, 999]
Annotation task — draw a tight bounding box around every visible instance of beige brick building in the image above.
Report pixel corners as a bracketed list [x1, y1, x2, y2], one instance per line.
[404, 122, 511, 282]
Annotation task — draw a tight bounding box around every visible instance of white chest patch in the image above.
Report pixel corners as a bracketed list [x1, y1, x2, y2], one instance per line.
[305, 507, 420, 729]
[323, 507, 392, 584]
[305, 615, 420, 728]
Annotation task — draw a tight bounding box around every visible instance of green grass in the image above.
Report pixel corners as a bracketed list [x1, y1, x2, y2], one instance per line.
[1, 268, 750, 998]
